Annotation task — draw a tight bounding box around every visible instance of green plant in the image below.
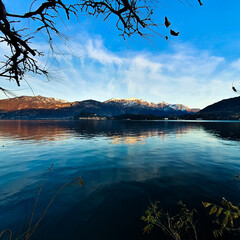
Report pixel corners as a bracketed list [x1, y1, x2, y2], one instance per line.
[141, 201, 198, 240]
[202, 197, 240, 238]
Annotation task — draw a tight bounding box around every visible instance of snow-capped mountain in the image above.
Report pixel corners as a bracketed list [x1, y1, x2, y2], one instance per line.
[0, 96, 196, 119]
[105, 97, 192, 112]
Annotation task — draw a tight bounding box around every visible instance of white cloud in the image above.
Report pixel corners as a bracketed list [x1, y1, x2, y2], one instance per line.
[0, 35, 238, 109]
[231, 58, 240, 71]
[86, 39, 123, 65]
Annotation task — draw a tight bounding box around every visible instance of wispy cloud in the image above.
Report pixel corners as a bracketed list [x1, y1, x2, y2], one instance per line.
[0, 36, 238, 108]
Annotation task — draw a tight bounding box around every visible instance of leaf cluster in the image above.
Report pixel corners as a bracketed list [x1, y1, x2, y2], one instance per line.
[202, 197, 240, 238]
[141, 201, 198, 240]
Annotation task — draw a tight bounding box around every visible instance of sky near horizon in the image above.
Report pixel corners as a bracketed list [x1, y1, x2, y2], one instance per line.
[1, 0, 240, 108]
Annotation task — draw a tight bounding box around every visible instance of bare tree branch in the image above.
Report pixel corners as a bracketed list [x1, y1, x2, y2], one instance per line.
[0, 0, 201, 88]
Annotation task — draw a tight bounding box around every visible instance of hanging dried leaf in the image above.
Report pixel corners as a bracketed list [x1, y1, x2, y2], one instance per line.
[165, 16, 171, 28]
[170, 30, 180, 36]
[198, 0, 203, 6]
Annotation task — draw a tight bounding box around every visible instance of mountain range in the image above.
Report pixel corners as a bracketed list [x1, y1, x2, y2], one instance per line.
[1, 95, 239, 120]
[0, 96, 198, 119]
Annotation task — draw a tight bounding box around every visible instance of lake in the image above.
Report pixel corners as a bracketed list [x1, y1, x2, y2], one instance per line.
[0, 120, 240, 240]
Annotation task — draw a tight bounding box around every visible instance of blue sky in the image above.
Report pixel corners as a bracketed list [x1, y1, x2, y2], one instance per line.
[1, 0, 240, 108]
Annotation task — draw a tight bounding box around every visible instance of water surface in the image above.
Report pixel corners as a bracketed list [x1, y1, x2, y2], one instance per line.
[0, 120, 240, 239]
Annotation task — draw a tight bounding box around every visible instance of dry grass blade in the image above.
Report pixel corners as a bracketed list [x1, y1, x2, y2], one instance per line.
[1, 164, 83, 240]
[0, 229, 12, 240]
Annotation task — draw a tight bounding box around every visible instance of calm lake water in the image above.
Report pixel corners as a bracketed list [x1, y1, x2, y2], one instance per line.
[0, 120, 240, 240]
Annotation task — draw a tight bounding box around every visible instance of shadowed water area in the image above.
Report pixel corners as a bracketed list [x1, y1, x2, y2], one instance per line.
[0, 120, 240, 240]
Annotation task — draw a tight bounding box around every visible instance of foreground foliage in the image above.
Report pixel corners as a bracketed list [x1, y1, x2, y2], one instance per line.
[141, 201, 198, 240]
[142, 197, 240, 240]
[202, 198, 240, 238]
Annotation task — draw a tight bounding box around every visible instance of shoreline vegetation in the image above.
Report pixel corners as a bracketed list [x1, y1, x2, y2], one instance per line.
[1, 113, 240, 121]
[0, 112, 240, 121]
[75, 113, 240, 121]
[1, 118, 240, 121]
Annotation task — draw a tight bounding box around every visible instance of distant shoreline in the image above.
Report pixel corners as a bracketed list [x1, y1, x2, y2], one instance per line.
[0, 119, 240, 122]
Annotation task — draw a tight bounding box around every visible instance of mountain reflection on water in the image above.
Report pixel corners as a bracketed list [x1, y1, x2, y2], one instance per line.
[0, 120, 240, 240]
[1, 120, 239, 143]
[200, 121, 240, 141]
